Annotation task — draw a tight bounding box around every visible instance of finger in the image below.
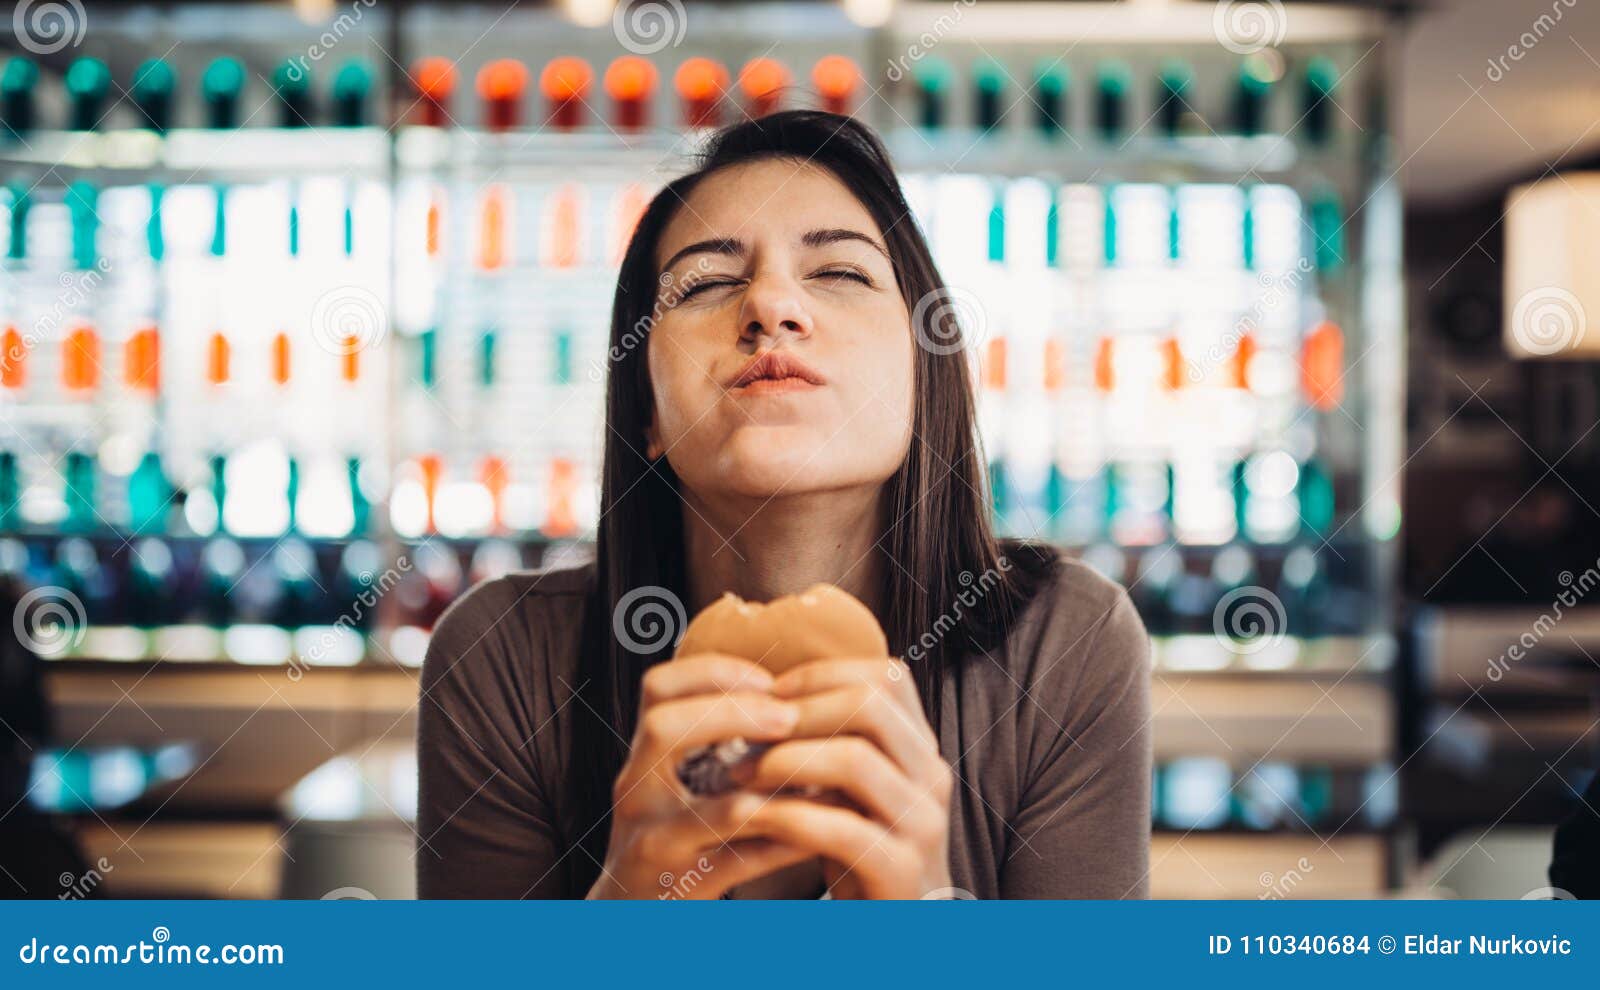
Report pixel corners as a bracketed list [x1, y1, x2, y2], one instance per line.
[633, 692, 799, 766]
[773, 657, 920, 713]
[787, 684, 943, 782]
[745, 738, 920, 824]
[640, 654, 775, 709]
[684, 840, 817, 900]
[739, 796, 907, 888]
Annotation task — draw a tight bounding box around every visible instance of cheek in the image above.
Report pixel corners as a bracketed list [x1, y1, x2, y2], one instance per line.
[841, 309, 916, 428]
[644, 321, 718, 449]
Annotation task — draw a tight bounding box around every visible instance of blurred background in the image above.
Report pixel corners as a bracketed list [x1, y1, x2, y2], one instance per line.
[0, 0, 1595, 900]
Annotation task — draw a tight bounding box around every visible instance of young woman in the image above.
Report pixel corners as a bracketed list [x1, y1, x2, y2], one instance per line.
[416, 110, 1151, 900]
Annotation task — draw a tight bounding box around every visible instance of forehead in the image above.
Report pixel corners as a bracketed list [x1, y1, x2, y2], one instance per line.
[655, 158, 883, 267]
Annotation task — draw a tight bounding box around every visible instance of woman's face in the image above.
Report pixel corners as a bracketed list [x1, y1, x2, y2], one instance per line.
[644, 158, 916, 502]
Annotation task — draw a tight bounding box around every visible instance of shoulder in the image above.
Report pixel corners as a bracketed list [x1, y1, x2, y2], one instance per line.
[1001, 544, 1151, 712]
[421, 558, 595, 698]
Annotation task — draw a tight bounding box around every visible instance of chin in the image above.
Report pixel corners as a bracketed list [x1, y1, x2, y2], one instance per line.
[711, 425, 881, 498]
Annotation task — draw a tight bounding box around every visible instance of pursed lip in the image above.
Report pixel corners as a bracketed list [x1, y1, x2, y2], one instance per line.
[725, 350, 828, 392]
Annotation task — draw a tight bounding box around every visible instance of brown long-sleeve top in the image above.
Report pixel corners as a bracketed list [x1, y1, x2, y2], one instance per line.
[416, 554, 1153, 899]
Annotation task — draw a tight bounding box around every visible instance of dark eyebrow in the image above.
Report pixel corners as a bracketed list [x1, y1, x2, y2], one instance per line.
[802, 227, 889, 259]
[659, 237, 748, 275]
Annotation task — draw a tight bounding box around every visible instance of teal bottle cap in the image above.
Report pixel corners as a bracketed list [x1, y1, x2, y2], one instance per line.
[1306, 57, 1339, 97]
[1, 57, 39, 94]
[332, 61, 374, 127]
[202, 57, 245, 128]
[973, 57, 1005, 95]
[1034, 59, 1067, 97]
[913, 57, 953, 94]
[131, 59, 177, 131]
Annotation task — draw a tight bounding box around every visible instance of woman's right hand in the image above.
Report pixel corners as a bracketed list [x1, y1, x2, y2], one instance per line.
[586, 654, 815, 899]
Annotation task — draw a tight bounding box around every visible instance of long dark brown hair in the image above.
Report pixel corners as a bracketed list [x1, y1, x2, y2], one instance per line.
[564, 109, 1055, 892]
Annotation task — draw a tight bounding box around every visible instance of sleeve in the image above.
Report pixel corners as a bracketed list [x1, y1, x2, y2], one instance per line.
[415, 578, 570, 899]
[1000, 588, 1153, 899]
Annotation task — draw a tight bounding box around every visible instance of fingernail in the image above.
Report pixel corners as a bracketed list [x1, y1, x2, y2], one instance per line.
[762, 702, 799, 731]
[742, 669, 776, 691]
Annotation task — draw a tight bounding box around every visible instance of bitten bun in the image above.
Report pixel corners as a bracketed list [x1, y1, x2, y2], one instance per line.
[673, 584, 888, 674]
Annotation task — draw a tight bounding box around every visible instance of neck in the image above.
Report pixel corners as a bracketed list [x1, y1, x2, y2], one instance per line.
[682, 487, 887, 616]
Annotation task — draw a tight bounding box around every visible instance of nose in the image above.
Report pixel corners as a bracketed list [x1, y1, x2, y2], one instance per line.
[738, 270, 812, 345]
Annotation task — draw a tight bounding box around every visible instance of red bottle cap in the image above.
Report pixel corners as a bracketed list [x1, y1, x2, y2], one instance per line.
[605, 56, 657, 131]
[675, 58, 728, 128]
[411, 57, 456, 127]
[738, 58, 789, 118]
[476, 59, 528, 131]
[541, 57, 593, 130]
[812, 55, 860, 115]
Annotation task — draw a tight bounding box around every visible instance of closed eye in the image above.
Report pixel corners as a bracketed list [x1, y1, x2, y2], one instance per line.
[675, 277, 744, 301]
[810, 266, 874, 287]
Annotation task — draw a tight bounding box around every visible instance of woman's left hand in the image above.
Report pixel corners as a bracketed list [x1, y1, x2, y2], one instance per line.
[739, 657, 954, 899]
